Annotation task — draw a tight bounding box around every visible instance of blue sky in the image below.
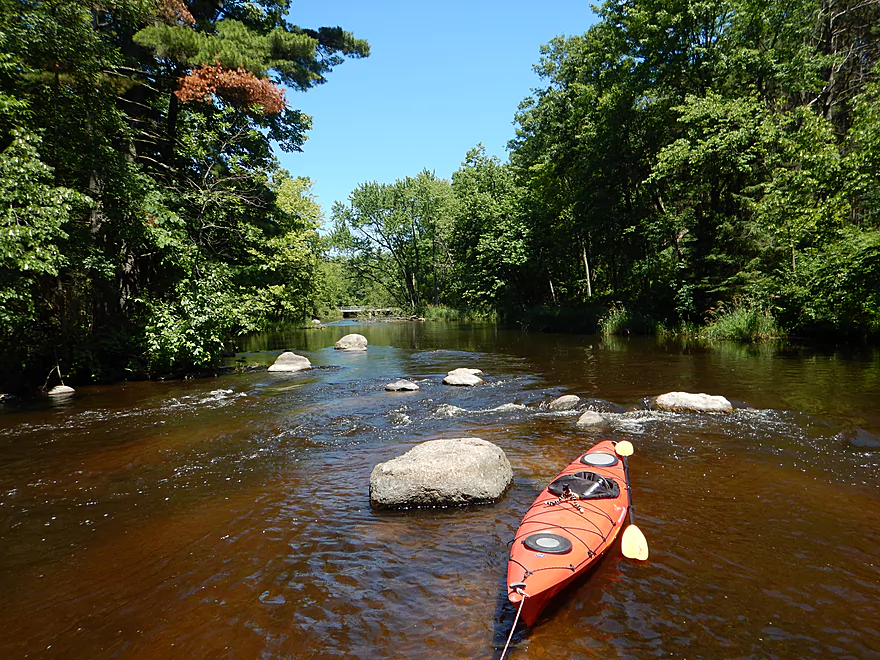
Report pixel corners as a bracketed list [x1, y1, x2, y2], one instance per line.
[279, 1, 597, 221]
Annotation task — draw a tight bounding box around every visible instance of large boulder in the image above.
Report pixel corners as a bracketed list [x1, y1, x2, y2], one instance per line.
[651, 391, 733, 413]
[267, 351, 312, 372]
[334, 333, 368, 351]
[369, 437, 512, 509]
[386, 379, 419, 392]
[549, 394, 580, 411]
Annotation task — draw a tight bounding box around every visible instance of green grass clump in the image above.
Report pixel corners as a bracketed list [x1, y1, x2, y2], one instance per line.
[598, 305, 656, 336]
[421, 305, 497, 322]
[701, 304, 781, 342]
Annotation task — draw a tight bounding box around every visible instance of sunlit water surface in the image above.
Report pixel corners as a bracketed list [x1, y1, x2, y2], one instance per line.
[1, 322, 879, 659]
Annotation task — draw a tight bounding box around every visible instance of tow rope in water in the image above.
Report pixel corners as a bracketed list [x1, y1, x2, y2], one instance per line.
[499, 588, 529, 660]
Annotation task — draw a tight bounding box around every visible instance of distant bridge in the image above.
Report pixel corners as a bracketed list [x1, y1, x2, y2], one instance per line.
[338, 306, 398, 318]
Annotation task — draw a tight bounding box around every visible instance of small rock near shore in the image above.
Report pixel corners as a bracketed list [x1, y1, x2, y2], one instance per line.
[651, 391, 733, 413]
[334, 333, 368, 351]
[549, 394, 580, 411]
[385, 379, 420, 392]
[48, 385, 75, 396]
[267, 351, 312, 372]
[369, 437, 512, 509]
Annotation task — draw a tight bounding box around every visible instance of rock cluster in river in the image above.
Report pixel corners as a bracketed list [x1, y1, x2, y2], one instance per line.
[334, 333, 368, 351]
[369, 437, 512, 509]
[267, 351, 312, 372]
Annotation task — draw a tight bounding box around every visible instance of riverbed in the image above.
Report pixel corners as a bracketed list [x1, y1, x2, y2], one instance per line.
[1, 322, 879, 658]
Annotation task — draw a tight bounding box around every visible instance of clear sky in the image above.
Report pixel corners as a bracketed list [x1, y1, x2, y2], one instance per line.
[279, 1, 597, 221]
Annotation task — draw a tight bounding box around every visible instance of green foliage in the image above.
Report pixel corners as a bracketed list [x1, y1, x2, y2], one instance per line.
[331, 170, 454, 313]
[0, 0, 368, 389]
[141, 270, 244, 371]
[598, 305, 656, 336]
[449, 145, 529, 310]
[499, 0, 880, 340]
[776, 230, 880, 337]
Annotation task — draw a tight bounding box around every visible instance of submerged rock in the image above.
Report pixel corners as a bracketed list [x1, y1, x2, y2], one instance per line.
[486, 403, 527, 413]
[385, 379, 420, 392]
[267, 351, 312, 372]
[576, 411, 606, 427]
[369, 437, 512, 509]
[334, 334, 368, 351]
[549, 394, 580, 411]
[435, 404, 467, 417]
[48, 385, 75, 396]
[839, 428, 880, 449]
[651, 391, 732, 413]
[583, 398, 627, 414]
[443, 371, 484, 386]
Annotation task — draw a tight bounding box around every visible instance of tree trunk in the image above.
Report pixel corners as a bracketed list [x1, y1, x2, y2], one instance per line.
[581, 239, 592, 297]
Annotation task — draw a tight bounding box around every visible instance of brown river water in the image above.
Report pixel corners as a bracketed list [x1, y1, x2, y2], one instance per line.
[1, 321, 879, 659]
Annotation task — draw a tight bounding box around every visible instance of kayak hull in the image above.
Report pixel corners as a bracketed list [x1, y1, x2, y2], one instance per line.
[506, 440, 630, 626]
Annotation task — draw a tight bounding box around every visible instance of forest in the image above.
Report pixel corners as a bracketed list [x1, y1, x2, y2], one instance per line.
[2, 0, 880, 391]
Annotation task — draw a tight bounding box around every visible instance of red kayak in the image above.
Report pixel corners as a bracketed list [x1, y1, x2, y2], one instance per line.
[506, 440, 631, 626]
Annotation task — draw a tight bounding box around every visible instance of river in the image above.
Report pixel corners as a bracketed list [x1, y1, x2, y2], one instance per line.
[1, 321, 879, 659]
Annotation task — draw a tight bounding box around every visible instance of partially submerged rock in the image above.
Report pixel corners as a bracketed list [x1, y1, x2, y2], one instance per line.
[549, 394, 580, 411]
[386, 379, 419, 392]
[48, 385, 75, 396]
[651, 391, 732, 413]
[267, 351, 312, 372]
[576, 411, 606, 427]
[839, 428, 880, 449]
[334, 334, 368, 351]
[443, 368, 484, 386]
[369, 437, 512, 509]
[435, 404, 467, 417]
[447, 367, 484, 377]
[583, 398, 627, 414]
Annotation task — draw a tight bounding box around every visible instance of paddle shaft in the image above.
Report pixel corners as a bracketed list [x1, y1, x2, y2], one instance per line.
[622, 455, 636, 526]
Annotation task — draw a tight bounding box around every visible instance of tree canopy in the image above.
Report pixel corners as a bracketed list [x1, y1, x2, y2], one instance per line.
[0, 0, 368, 389]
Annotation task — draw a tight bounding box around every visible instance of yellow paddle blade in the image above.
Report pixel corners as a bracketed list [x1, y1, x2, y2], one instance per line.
[615, 440, 634, 457]
[622, 524, 649, 560]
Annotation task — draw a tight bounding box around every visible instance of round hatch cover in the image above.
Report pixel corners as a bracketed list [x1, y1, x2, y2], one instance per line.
[580, 451, 618, 467]
[523, 533, 572, 554]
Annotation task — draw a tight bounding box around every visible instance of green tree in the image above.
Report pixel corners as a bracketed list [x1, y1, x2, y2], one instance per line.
[449, 145, 528, 310]
[331, 171, 454, 313]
